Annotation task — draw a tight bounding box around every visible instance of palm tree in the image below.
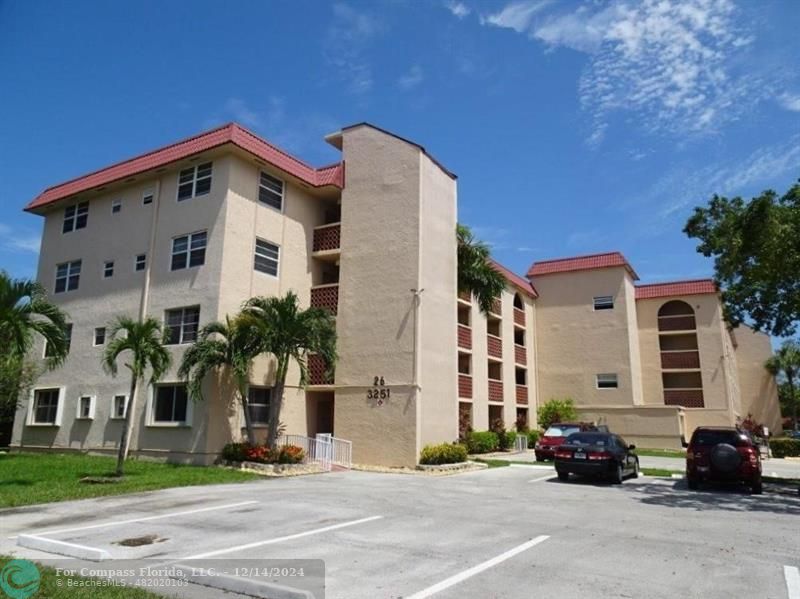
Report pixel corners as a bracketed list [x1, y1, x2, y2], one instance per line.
[0, 271, 69, 368]
[242, 292, 337, 450]
[103, 316, 172, 475]
[178, 314, 263, 444]
[457, 224, 507, 315]
[766, 340, 800, 431]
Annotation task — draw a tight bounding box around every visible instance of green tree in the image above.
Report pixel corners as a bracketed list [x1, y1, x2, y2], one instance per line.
[0, 272, 69, 368]
[537, 398, 578, 430]
[457, 224, 507, 315]
[242, 292, 337, 450]
[765, 340, 800, 431]
[684, 181, 800, 337]
[0, 355, 37, 438]
[178, 315, 263, 444]
[103, 317, 172, 475]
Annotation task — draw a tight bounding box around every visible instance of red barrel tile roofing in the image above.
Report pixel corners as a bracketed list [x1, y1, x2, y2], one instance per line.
[635, 279, 717, 300]
[527, 251, 639, 280]
[25, 122, 344, 212]
[490, 259, 538, 298]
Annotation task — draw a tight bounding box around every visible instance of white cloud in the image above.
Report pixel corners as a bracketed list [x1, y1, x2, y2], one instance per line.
[483, 0, 552, 32]
[779, 93, 800, 112]
[0, 224, 40, 254]
[445, 1, 470, 19]
[224, 98, 263, 127]
[397, 65, 424, 90]
[324, 3, 381, 95]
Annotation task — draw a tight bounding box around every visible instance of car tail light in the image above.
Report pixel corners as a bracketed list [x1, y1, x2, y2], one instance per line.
[739, 447, 758, 464]
[588, 451, 612, 460]
[555, 450, 571, 459]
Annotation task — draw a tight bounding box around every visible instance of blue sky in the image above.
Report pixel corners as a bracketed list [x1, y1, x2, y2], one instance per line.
[1, 0, 799, 286]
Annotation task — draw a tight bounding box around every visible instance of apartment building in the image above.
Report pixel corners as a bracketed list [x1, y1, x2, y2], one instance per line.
[12, 124, 780, 465]
[529, 252, 782, 448]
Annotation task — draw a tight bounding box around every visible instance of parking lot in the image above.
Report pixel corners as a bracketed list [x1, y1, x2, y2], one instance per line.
[2, 466, 799, 598]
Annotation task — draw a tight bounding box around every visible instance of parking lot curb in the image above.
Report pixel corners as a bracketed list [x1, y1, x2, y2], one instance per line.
[17, 534, 111, 561]
[174, 565, 313, 599]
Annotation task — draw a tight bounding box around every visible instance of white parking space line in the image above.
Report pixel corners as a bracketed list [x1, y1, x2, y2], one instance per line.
[8, 500, 259, 540]
[527, 475, 555, 483]
[786, 565, 800, 599]
[405, 535, 550, 599]
[509, 464, 553, 470]
[182, 515, 384, 560]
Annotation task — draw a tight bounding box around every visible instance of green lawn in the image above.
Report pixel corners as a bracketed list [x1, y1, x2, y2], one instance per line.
[635, 448, 686, 458]
[0, 555, 164, 598]
[0, 453, 260, 508]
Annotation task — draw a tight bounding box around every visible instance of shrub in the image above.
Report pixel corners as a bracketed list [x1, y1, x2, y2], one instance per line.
[515, 414, 529, 433]
[277, 445, 305, 464]
[466, 431, 499, 454]
[221, 442, 305, 464]
[537, 398, 578, 430]
[527, 430, 540, 449]
[419, 443, 468, 465]
[505, 431, 518, 449]
[221, 442, 249, 462]
[771, 438, 800, 458]
[490, 419, 511, 451]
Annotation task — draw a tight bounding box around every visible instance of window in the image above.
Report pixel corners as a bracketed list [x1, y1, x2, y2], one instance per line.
[254, 238, 279, 276]
[46, 324, 72, 357]
[593, 296, 614, 310]
[94, 327, 106, 346]
[142, 191, 154, 206]
[596, 373, 619, 389]
[63, 202, 88, 233]
[111, 199, 122, 214]
[165, 307, 200, 345]
[31, 388, 60, 424]
[77, 396, 94, 419]
[103, 260, 114, 278]
[135, 254, 147, 272]
[55, 260, 81, 293]
[171, 231, 207, 270]
[258, 172, 284, 210]
[111, 395, 128, 419]
[247, 387, 271, 425]
[153, 385, 189, 424]
[177, 162, 212, 201]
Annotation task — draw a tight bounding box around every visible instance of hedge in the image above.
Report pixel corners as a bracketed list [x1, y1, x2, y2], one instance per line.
[527, 430, 540, 449]
[771, 438, 800, 458]
[466, 431, 499, 454]
[419, 443, 469, 465]
[221, 442, 305, 464]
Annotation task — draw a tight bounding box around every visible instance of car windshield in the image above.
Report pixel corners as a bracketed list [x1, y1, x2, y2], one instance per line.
[564, 433, 610, 446]
[544, 426, 580, 437]
[693, 430, 747, 446]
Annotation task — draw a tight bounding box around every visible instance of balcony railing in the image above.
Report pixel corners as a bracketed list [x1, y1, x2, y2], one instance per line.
[663, 389, 704, 408]
[311, 284, 339, 315]
[457, 324, 472, 350]
[516, 385, 528, 405]
[490, 298, 502, 316]
[488, 379, 503, 402]
[313, 222, 341, 253]
[308, 353, 334, 386]
[487, 335, 502, 359]
[660, 350, 700, 369]
[514, 344, 526, 365]
[513, 307, 525, 327]
[458, 291, 471, 303]
[658, 315, 696, 332]
[458, 374, 472, 399]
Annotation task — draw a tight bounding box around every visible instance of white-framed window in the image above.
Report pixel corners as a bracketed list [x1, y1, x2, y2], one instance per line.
[63, 202, 88, 233]
[93, 327, 106, 346]
[142, 190, 154, 206]
[111, 199, 122, 214]
[103, 260, 114, 278]
[177, 162, 212, 201]
[28, 387, 64, 426]
[165, 306, 200, 345]
[135, 254, 147, 272]
[258, 171, 284, 211]
[596, 373, 619, 389]
[76, 395, 95, 420]
[151, 384, 190, 425]
[55, 260, 81, 293]
[254, 238, 279, 277]
[593, 296, 614, 311]
[171, 231, 207, 271]
[247, 387, 271, 425]
[111, 394, 128, 419]
[44, 323, 72, 358]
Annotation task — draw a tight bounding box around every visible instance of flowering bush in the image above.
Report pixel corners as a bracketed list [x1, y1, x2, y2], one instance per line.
[277, 445, 305, 464]
[221, 442, 305, 464]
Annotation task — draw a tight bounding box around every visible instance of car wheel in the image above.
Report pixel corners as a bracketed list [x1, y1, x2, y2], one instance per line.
[751, 477, 763, 495]
[557, 471, 569, 481]
[610, 463, 623, 484]
[632, 459, 640, 479]
[687, 477, 699, 490]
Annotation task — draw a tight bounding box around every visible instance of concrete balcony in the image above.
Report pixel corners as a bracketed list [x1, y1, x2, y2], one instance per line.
[660, 350, 700, 369]
[514, 344, 526, 365]
[490, 298, 502, 317]
[658, 315, 697, 332]
[457, 324, 472, 350]
[487, 334, 502, 359]
[488, 379, 503, 402]
[458, 291, 471, 304]
[516, 385, 528, 405]
[311, 283, 339, 315]
[663, 389, 704, 408]
[458, 374, 472, 399]
[308, 353, 334, 386]
[312, 222, 341, 260]
[513, 307, 525, 327]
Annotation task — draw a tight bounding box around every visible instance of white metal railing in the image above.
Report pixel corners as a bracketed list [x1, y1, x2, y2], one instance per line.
[278, 433, 352, 471]
[514, 434, 528, 453]
[316, 433, 352, 469]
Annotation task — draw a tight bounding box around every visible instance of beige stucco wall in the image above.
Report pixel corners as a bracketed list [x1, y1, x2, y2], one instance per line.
[733, 325, 782, 432]
[577, 406, 684, 449]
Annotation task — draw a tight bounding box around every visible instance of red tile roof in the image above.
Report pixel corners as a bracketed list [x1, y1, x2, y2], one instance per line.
[25, 123, 343, 213]
[490, 259, 538, 298]
[527, 251, 639, 280]
[635, 279, 717, 300]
